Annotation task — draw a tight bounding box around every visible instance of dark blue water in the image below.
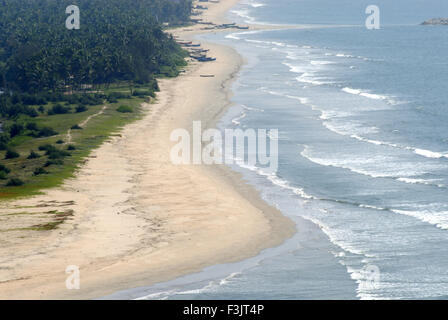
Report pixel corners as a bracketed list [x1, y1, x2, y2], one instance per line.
[107, 0, 448, 300]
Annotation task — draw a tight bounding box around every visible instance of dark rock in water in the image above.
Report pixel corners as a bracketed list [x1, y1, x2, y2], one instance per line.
[421, 18, 448, 25]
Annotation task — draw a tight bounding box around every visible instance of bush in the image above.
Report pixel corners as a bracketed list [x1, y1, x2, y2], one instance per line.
[71, 124, 82, 130]
[43, 146, 71, 159]
[56, 139, 64, 144]
[0, 164, 11, 174]
[9, 123, 24, 138]
[80, 94, 103, 106]
[21, 94, 47, 106]
[26, 107, 39, 118]
[38, 105, 45, 113]
[26, 122, 39, 131]
[0, 171, 8, 180]
[44, 159, 64, 167]
[48, 104, 70, 115]
[33, 167, 48, 176]
[38, 144, 54, 152]
[107, 92, 130, 103]
[132, 90, 154, 98]
[75, 104, 87, 113]
[6, 178, 24, 186]
[117, 105, 133, 113]
[5, 149, 19, 159]
[27, 150, 41, 159]
[29, 126, 58, 138]
[0, 134, 10, 151]
[67, 145, 76, 151]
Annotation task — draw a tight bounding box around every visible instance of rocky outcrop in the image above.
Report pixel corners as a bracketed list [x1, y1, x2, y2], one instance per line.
[421, 18, 448, 25]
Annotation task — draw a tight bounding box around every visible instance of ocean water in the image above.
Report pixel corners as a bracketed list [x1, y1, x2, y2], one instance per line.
[106, 0, 448, 300]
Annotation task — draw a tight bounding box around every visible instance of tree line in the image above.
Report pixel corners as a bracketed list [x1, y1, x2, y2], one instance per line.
[0, 0, 191, 93]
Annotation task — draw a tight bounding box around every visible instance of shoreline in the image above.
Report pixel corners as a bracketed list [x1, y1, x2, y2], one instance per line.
[0, 0, 295, 299]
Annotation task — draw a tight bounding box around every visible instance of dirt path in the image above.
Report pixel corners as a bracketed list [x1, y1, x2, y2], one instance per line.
[65, 105, 108, 144]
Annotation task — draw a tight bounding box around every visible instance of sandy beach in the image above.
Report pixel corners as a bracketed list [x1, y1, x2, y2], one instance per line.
[0, 0, 294, 299]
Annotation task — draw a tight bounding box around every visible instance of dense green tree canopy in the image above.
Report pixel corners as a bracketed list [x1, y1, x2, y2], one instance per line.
[0, 0, 191, 92]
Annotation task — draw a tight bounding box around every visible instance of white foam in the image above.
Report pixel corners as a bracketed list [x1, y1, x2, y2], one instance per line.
[341, 87, 397, 105]
[236, 161, 314, 199]
[304, 215, 373, 257]
[225, 33, 241, 40]
[231, 111, 246, 125]
[342, 87, 361, 95]
[296, 74, 326, 86]
[250, 2, 265, 8]
[310, 60, 333, 65]
[336, 53, 355, 58]
[300, 145, 431, 179]
[414, 148, 446, 159]
[392, 209, 448, 230]
[397, 178, 445, 188]
[359, 204, 387, 211]
[242, 104, 264, 112]
[230, 9, 256, 23]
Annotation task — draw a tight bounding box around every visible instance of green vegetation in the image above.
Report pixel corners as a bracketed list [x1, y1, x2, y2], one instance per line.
[117, 105, 133, 113]
[0, 89, 148, 198]
[6, 178, 24, 186]
[0, 0, 192, 199]
[0, 0, 190, 93]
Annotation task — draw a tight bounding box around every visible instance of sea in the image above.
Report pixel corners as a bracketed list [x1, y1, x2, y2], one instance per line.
[105, 0, 448, 300]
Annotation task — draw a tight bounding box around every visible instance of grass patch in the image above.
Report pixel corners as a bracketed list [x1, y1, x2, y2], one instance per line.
[117, 105, 133, 113]
[0, 86, 147, 200]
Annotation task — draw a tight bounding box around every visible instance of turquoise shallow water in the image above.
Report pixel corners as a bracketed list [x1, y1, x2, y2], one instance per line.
[106, 0, 448, 300]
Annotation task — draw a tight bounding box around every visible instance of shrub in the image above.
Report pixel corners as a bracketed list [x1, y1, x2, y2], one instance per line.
[26, 122, 39, 131]
[26, 107, 39, 118]
[38, 105, 45, 113]
[9, 123, 24, 138]
[38, 144, 54, 152]
[132, 90, 154, 98]
[48, 104, 70, 115]
[39, 127, 58, 137]
[64, 95, 80, 105]
[117, 105, 133, 113]
[80, 94, 103, 106]
[0, 171, 8, 180]
[107, 92, 130, 103]
[27, 150, 41, 159]
[21, 94, 47, 106]
[56, 140, 64, 144]
[44, 146, 71, 159]
[44, 159, 64, 167]
[67, 145, 76, 151]
[29, 126, 58, 138]
[0, 164, 11, 174]
[5, 149, 19, 159]
[6, 178, 24, 186]
[71, 124, 82, 130]
[75, 104, 87, 113]
[0, 133, 10, 151]
[33, 167, 48, 176]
